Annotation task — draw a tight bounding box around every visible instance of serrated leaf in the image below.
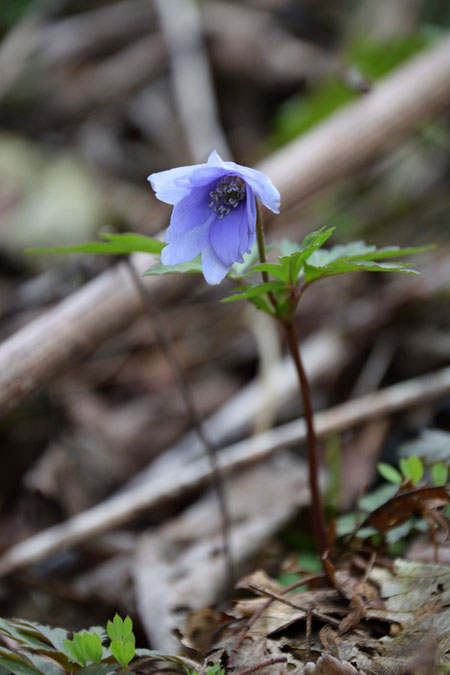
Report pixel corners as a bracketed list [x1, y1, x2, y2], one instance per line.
[378, 463, 402, 484]
[0, 654, 40, 675]
[221, 280, 284, 302]
[431, 462, 448, 486]
[0, 620, 53, 652]
[143, 257, 203, 276]
[17, 652, 63, 675]
[399, 456, 424, 484]
[10, 620, 69, 654]
[26, 233, 164, 256]
[304, 258, 418, 283]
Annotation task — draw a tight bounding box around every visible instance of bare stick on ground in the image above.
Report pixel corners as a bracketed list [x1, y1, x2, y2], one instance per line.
[0, 38, 449, 415]
[0, 366, 448, 578]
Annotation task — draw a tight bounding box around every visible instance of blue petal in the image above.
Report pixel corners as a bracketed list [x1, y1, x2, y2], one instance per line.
[232, 165, 280, 214]
[240, 190, 256, 256]
[165, 186, 213, 243]
[207, 150, 226, 168]
[209, 202, 247, 266]
[201, 243, 230, 285]
[149, 164, 223, 205]
[148, 166, 199, 204]
[161, 218, 212, 265]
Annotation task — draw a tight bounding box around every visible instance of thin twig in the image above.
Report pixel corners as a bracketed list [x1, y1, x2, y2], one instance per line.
[228, 573, 324, 669]
[125, 258, 234, 590]
[285, 322, 329, 559]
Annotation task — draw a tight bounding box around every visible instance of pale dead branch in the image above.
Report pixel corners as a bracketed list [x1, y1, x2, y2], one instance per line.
[0, 37, 449, 418]
[0, 365, 448, 577]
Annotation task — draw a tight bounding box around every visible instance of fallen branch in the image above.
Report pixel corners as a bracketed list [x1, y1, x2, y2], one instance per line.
[0, 36, 449, 416]
[259, 35, 450, 208]
[0, 366, 448, 577]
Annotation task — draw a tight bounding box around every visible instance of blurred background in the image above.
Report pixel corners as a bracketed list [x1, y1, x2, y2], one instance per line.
[0, 0, 449, 643]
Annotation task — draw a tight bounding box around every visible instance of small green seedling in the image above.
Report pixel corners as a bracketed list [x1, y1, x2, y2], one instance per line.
[63, 631, 103, 667]
[107, 614, 135, 670]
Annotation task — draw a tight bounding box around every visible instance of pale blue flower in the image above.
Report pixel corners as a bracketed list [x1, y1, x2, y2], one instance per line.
[148, 150, 280, 284]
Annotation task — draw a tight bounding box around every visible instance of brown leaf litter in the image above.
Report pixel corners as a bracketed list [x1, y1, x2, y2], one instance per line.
[183, 560, 450, 674]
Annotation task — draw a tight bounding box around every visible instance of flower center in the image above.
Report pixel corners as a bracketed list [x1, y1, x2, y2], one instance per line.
[209, 176, 246, 219]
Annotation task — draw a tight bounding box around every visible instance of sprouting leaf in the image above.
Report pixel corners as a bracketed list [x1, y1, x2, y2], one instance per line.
[63, 637, 86, 667]
[431, 462, 448, 486]
[80, 633, 103, 664]
[399, 429, 450, 466]
[399, 456, 424, 484]
[378, 463, 403, 484]
[221, 280, 284, 302]
[143, 257, 203, 276]
[26, 232, 164, 256]
[110, 640, 134, 669]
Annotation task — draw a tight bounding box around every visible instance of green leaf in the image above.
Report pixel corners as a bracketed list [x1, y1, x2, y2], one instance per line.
[358, 483, 398, 512]
[399, 429, 450, 466]
[228, 245, 261, 279]
[10, 620, 70, 654]
[0, 650, 41, 675]
[110, 640, 134, 669]
[431, 462, 448, 486]
[378, 462, 403, 484]
[63, 637, 86, 667]
[399, 456, 424, 484]
[16, 652, 63, 675]
[80, 633, 103, 664]
[122, 617, 133, 641]
[26, 232, 164, 256]
[143, 257, 203, 276]
[248, 295, 276, 316]
[221, 280, 284, 303]
[303, 258, 418, 283]
[249, 263, 290, 282]
[77, 666, 119, 675]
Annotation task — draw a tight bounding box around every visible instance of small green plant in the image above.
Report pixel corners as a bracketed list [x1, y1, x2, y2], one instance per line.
[0, 615, 198, 674]
[378, 454, 447, 487]
[106, 615, 135, 670]
[63, 630, 104, 667]
[189, 664, 225, 675]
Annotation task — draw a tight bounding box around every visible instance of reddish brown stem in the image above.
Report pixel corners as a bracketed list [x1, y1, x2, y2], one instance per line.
[284, 322, 329, 559]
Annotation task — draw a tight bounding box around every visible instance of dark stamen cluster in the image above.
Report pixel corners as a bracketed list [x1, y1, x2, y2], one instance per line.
[209, 176, 246, 219]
